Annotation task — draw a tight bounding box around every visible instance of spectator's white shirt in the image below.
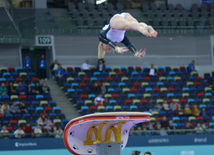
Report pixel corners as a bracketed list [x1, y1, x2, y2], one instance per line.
[53, 64, 59, 71]
[14, 129, 25, 138]
[0, 107, 3, 114]
[55, 130, 63, 138]
[34, 128, 42, 134]
[149, 68, 155, 76]
[0, 129, 9, 133]
[94, 96, 105, 106]
[82, 63, 94, 70]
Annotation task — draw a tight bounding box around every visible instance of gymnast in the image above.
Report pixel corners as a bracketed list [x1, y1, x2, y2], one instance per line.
[98, 12, 158, 59]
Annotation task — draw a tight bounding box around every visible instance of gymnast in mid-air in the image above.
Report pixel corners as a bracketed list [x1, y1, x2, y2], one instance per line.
[98, 12, 158, 59]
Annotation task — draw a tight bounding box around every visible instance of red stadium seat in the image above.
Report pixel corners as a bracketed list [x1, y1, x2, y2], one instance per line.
[19, 95, 27, 100]
[125, 99, 132, 105]
[40, 113, 48, 117]
[82, 77, 90, 82]
[9, 120, 18, 125]
[106, 77, 113, 82]
[89, 106, 97, 112]
[197, 93, 205, 98]
[179, 66, 186, 72]
[97, 83, 102, 86]
[153, 88, 160, 93]
[67, 67, 73, 72]
[141, 99, 148, 104]
[194, 82, 201, 87]
[134, 82, 141, 88]
[15, 77, 23, 82]
[196, 77, 203, 81]
[32, 78, 39, 83]
[80, 94, 88, 100]
[144, 77, 151, 81]
[130, 88, 138, 93]
[167, 99, 172, 103]
[180, 99, 187, 104]
[6, 126, 13, 132]
[112, 94, 120, 99]
[79, 83, 87, 88]
[168, 87, 175, 92]
[44, 107, 53, 113]
[156, 117, 163, 121]
[135, 66, 142, 72]
[191, 105, 199, 109]
[8, 67, 15, 73]
[116, 72, 124, 77]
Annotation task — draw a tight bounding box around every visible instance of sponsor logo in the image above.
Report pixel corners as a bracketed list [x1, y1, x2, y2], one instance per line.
[79, 119, 84, 123]
[194, 137, 207, 143]
[148, 138, 169, 143]
[116, 116, 130, 119]
[15, 142, 37, 147]
[181, 150, 194, 155]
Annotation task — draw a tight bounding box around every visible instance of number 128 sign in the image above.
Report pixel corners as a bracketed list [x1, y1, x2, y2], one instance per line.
[38, 37, 51, 44]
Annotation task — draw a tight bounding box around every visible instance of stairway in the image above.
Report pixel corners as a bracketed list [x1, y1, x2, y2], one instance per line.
[40, 79, 79, 120]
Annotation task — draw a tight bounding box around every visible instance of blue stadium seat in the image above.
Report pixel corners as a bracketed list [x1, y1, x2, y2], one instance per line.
[23, 113, 31, 119]
[122, 105, 129, 111]
[102, 72, 108, 77]
[94, 72, 101, 77]
[145, 88, 152, 93]
[157, 82, 164, 87]
[205, 92, 212, 98]
[187, 98, 195, 104]
[115, 88, 122, 93]
[118, 82, 126, 88]
[181, 117, 188, 123]
[36, 95, 44, 100]
[53, 107, 61, 113]
[209, 122, 214, 128]
[199, 104, 206, 109]
[32, 101, 39, 107]
[98, 77, 105, 82]
[159, 111, 167, 116]
[167, 76, 174, 82]
[75, 77, 82, 82]
[107, 88, 115, 93]
[178, 123, 185, 128]
[129, 77, 136, 82]
[130, 105, 138, 111]
[165, 66, 171, 72]
[36, 107, 44, 113]
[151, 93, 159, 99]
[109, 99, 117, 105]
[16, 67, 23, 71]
[182, 87, 190, 92]
[157, 66, 164, 72]
[81, 106, 89, 111]
[7, 78, 14, 83]
[88, 94, 96, 99]
[120, 67, 127, 72]
[3, 72, 10, 78]
[172, 123, 178, 127]
[128, 94, 135, 99]
[167, 93, 174, 99]
[0, 78, 6, 83]
[67, 88, 75, 93]
[172, 117, 180, 122]
[90, 77, 98, 82]
[136, 94, 143, 99]
[132, 71, 139, 77]
[111, 83, 118, 88]
[149, 82, 156, 87]
[106, 105, 113, 111]
[71, 83, 79, 88]
[49, 101, 57, 107]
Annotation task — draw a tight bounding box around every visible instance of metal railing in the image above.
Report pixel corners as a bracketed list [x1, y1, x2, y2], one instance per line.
[0, 133, 63, 139]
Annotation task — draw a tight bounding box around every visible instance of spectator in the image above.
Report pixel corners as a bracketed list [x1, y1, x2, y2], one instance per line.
[188, 60, 196, 72]
[10, 101, 20, 114]
[97, 59, 105, 72]
[0, 83, 8, 97]
[2, 102, 10, 114]
[33, 83, 42, 95]
[202, 123, 209, 134]
[91, 82, 101, 94]
[171, 101, 179, 112]
[55, 127, 63, 138]
[19, 101, 28, 114]
[55, 65, 64, 81]
[50, 60, 61, 76]
[185, 122, 193, 134]
[136, 126, 142, 136]
[184, 104, 192, 116]
[129, 127, 136, 136]
[195, 123, 203, 134]
[157, 103, 163, 111]
[163, 100, 170, 111]
[16, 82, 25, 95]
[94, 93, 105, 106]
[23, 123, 34, 138]
[34, 125, 42, 137]
[161, 116, 168, 128]
[156, 121, 162, 130]
[26, 83, 33, 95]
[43, 118, 53, 126]
[192, 105, 199, 116]
[23, 55, 31, 70]
[43, 124, 52, 137]
[0, 125, 9, 139]
[167, 120, 176, 135]
[8, 82, 16, 95]
[148, 64, 157, 76]
[160, 127, 168, 136]
[0, 104, 3, 114]
[148, 122, 155, 130]
[42, 82, 50, 94]
[100, 82, 106, 95]
[48, 126, 55, 138]
[14, 126, 25, 138]
[177, 104, 184, 116]
[39, 54, 47, 80]
[82, 60, 95, 71]
[142, 127, 150, 136]
[200, 107, 207, 117]
[37, 114, 46, 126]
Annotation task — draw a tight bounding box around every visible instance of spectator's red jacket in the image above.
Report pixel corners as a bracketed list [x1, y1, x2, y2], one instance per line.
[23, 126, 33, 134]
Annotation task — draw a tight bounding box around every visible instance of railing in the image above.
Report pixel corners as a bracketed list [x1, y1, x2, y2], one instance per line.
[0, 133, 63, 139]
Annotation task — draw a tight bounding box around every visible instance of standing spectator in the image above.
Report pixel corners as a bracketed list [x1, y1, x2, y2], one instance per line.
[170, 101, 179, 113]
[55, 65, 64, 81]
[200, 107, 207, 117]
[26, 83, 33, 95]
[184, 104, 192, 116]
[177, 104, 184, 116]
[161, 116, 168, 128]
[23, 123, 34, 138]
[97, 59, 105, 72]
[43, 118, 53, 126]
[0, 83, 8, 97]
[91, 82, 101, 94]
[33, 83, 42, 95]
[55, 127, 63, 138]
[42, 82, 50, 94]
[39, 55, 47, 80]
[8, 82, 16, 95]
[50, 60, 60, 77]
[188, 60, 196, 72]
[37, 114, 46, 126]
[94, 93, 105, 106]
[192, 105, 199, 116]
[100, 82, 106, 95]
[14, 126, 25, 138]
[163, 100, 170, 111]
[148, 64, 157, 76]
[34, 125, 42, 137]
[167, 120, 176, 135]
[0, 125, 9, 139]
[10, 101, 20, 114]
[82, 60, 95, 72]
[2, 102, 10, 114]
[19, 101, 28, 114]
[195, 123, 203, 134]
[23, 55, 31, 70]
[160, 127, 168, 136]
[16, 82, 25, 95]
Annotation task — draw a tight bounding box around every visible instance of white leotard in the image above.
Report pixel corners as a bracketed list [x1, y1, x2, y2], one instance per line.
[102, 12, 126, 43]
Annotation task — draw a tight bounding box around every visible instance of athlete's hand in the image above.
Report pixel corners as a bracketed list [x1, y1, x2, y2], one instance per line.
[134, 49, 146, 58]
[115, 47, 129, 54]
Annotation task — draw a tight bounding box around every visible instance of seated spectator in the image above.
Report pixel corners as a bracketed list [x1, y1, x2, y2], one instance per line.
[33, 82, 42, 95]
[91, 82, 101, 94]
[97, 59, 105, 72]
[34, 125, 42, 137]
[42, 82, 50, 94]
[200, 107, 207, 117]
[23, 123, 34, 138]
[55, 65, 64, 81]
[167, 120, 176, 135]
[55, 127, 63, 138]
[0, 125, 9, 139]
[142, 127, 150, 136]
[161, 116, 168, 128]
[136, 126, 142, 136]
[0, 104, 3, 114]
[202, 123, 209, 134]
[188, 60, 196, 72]
[19, 101, 28, 114]
[192, 105, 199, 116]
[171, 101, 179, 113]
[148, 64, 157, 76]
[94, 93, 105, 106]
[177, 104, 184, 116]
[157, 103, 163, 111]
[2, 102, 10, 115]
[16, 82, 25, 95]
[0, 83, 8, 97]
[37, 114, 46, 126]
[160, 127, 168, 136]
[129, 127, 136, 136]
[10, 101, 20, 114]
[26, 83, 33, 95]
[184, 104, 192, 116]
[82, 60, 95, 72]
[195, 123, 203, 134]
[163, 100, 170, 111]
[156, 121, 162, 130]
[185, 122, 193, 134]
[43, 124, 52, 137]
[14, 126, 25, 138]
[101, 82, 106, 95]
[43, 118, 53, 126]
[23, 55, 31, 70]
[50, 60, 61, 76]
[8, 82, 16, 95]
[148, 122, 155, 130]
